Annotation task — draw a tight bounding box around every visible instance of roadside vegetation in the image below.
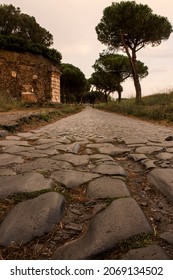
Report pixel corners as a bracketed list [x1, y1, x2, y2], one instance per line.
[95, 91, 173, 124]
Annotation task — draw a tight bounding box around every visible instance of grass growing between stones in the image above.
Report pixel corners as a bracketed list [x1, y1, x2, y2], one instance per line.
[95, 91, 173, 123]
[101, 233, 154, 260]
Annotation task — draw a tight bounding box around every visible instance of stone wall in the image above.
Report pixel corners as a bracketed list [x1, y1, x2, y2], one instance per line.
[0, 50, 61, 103]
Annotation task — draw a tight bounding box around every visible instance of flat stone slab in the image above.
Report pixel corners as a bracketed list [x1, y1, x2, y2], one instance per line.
[147, 168, 173, 203]
[160, 232, 173, 244]
[90, 154, 114, 163]
[87, 143, 130, 156]
[156, 152, 173, 160]
[0, 130, 9, 138]
[13, 158, 73, 173]
[122, 245, 170, 260]
[0, 172, 52, 198]
[87, 177, 130, 199]
[0, 153, 24, 167]
[0, 140, 30, 147]
[2, 145, 35, 154]
[92, 163, 126, 176]
[52, 154, 89, 166]
[166, 148, 173, 153]
[0, 169, 16, 176]
[98, 146, 131, 156]
[142, 160, 156, 170]
[0, 192, 65, 247]
[135, 146, 163, 154]
[52, 198, 152, 259]
[128, 153, 147, 162]
[51, 170, 100, 188]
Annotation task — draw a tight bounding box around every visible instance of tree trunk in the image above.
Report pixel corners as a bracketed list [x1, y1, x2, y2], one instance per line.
[118, 90, 122, 102]
[120, 33, 142, 103]
[131, 50, 142, 103]
[104, 93, 108, 103]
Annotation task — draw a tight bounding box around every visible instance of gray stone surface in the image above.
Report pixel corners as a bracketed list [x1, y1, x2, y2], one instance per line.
[90, 154, 114, 163]
[147, 168, 173, 203]
[0, 192, 65, 247]
[0, 168, 16, 176]
[160, 232, 173, 244]
[142, 160, 156, 170]
[0, 172, 52, 198]
[0, 153, 24, 166]
[52, 198, 152, 259]
[1, 107, 173, 259]
[98, 145, 131, 156]
[128, 153, 147, 162]
[87, 177, 130, 199]
[51, 170, 100, 188]
[52, 154, 89, 166]
[156, 152, 173, 160]
[92, 163, 126, 176]
[0, 130, 10, 138]
[0, 140, 30, 147]
[135, 146, 163, 154]
[122, 245, 170, 260]
[2, 145, 35, 154]
[13, 158, 73, 173]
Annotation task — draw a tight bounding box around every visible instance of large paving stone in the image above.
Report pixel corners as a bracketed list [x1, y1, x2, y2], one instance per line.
[135, 146, 163, 154]
[52, 154, 89, 166]
[2, 145, 35, 154]
[128, 153, 147, 162]
[13, 158, 73, 173]
[87, 177, 130, 199]
[122, 245, 170, 260]
[52, 198, 152, 259]
[0, 153, 24, 167]
[0, 130, 9, 138]
[0, 140, 30, 147]
[51, 170, 100, 188]
[156, 152, 173, 160]
[98, 146, 131, 156]
[92, 163, 126, 176]
[0, 169, 16, 176]
[90, 154, 114, 163]
[0, 192, 65, 247]
[0, 172, 52, 198]
[147, 168, 173, 203]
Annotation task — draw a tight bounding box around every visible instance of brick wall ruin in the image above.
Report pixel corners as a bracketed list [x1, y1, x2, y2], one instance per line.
[0, 50, 61, 104]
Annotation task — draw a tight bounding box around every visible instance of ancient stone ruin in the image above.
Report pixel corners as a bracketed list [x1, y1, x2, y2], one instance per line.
[0, 50, 61, 104]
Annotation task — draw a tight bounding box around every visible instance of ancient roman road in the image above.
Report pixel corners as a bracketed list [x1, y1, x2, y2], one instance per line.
[0, 107, 173, 259]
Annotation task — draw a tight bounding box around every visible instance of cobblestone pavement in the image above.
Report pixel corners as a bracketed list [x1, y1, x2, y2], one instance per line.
[0, 107, 173, 259]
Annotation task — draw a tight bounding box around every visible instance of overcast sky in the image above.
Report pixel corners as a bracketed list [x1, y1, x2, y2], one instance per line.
[1, 0, 173, 98]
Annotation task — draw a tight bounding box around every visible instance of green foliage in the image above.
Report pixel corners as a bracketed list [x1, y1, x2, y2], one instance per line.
[0, 4, 61, 65]
[0, 4, 53, 47]
[0, 35, 62, 65]
[90, 53, 148, 102]
[96, 1, 172, 101]
[60, 63, 87, 103]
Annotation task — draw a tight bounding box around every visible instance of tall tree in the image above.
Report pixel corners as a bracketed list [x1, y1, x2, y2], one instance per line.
[92, 53, 148, 102]
[96, 1, 172, 102]
[60, 63, 87, 103]
[89, 69, 122, 103]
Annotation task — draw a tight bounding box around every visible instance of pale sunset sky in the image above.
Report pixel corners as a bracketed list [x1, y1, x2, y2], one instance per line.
[1, 0, 173, 98]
